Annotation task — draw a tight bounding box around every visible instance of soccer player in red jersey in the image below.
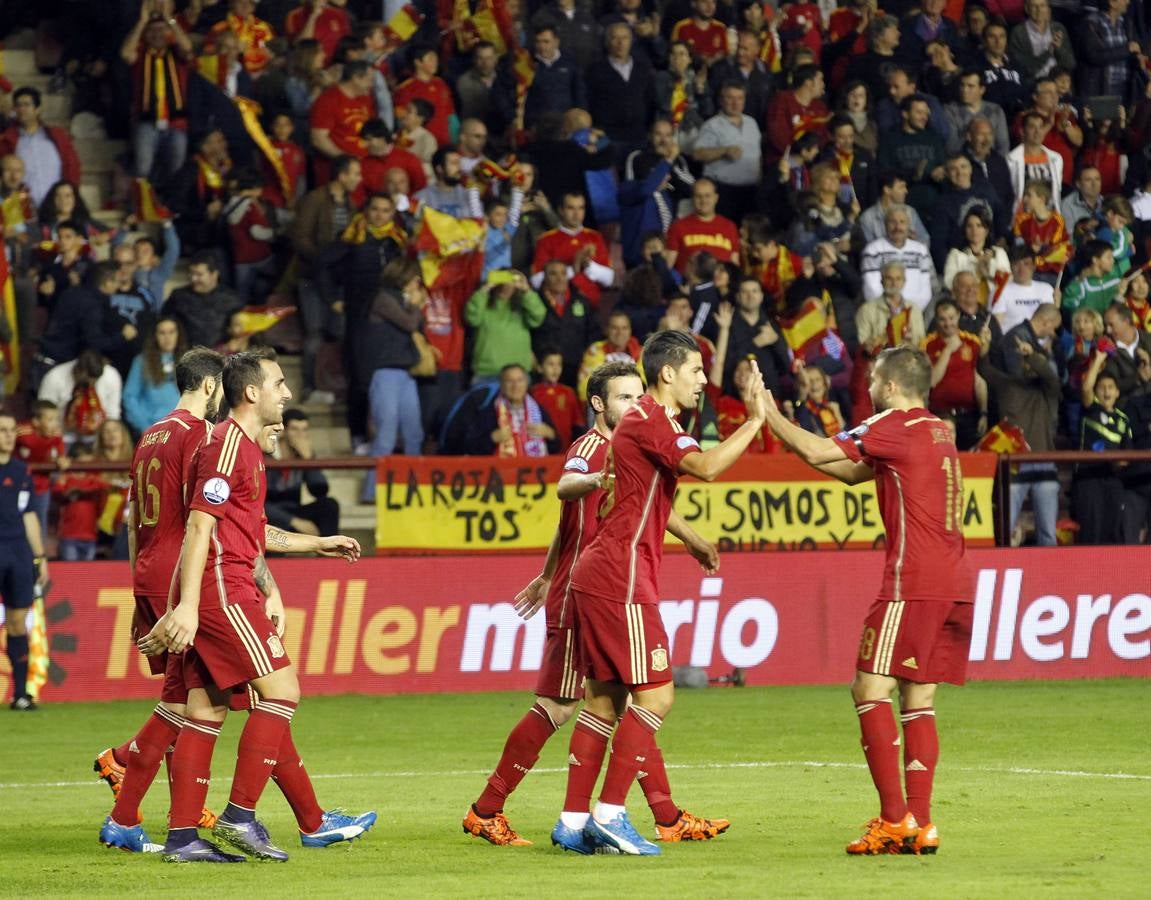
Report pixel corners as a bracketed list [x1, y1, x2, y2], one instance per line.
[555, 331, 770, 856]
[96, 348, 225, 853]
[153, 349, 367, 862]
[462, 362, 728, 849]
[760, 346, 975, 856]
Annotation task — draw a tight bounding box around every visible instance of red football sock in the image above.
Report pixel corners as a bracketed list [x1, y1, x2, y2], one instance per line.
[562, 709, 614, 813]
[856, 699, 908, 823]
[901, 707, 938, 825]
[228, 699, 296, 811]
[475, 701, 559, 817]
[112, 742, 133, 768]
[599, 706, 662, 807]
[271, 727, 324, 834]
[110, 706, 184, 826]
[168, 717, 221, 829]
[637, 736, 679, 827]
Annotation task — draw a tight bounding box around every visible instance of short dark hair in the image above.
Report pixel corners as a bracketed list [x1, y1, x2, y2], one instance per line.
[959, 68, 985, 87]
[92, 260, 120, 288]
[1008, 243, 1036, 265]
[409, 42, 439, 63]
[13, 86, 41, 107]
[282, 408, 309, 426]
[222, 347, 278, 408]
[189, 250, 220, 273]
[1082, 238, 1113, 264]
[874, 346, 931, 401]
[380, 256, 422, 291]
[641, 329, 700, 386]
[431, 145, 458, 172]
[791, 64, 821, 90]
[587, 361, 641, 403]
[900, 93, 929, 114]
[176, 347, 226, 394]
[331, 154, 359, 179]
[1105, 300, 1137, 324]
[341, 59, 372, 81]
[31, 399, 59, 416]
[408, 97, 435, 123]
[360, 118, 393, 142]
[828, 113, 855, 133]
[231, 167, 263, 191]
[934, 297, 960, 317]
[56, 218, 82, 235]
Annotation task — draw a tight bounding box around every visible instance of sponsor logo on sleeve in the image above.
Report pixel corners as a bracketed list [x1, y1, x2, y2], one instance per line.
[202, 477, 231, 505]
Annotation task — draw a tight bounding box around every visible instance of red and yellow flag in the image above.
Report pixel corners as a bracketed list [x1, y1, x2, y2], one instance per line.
[384, 3, 424, 44]
[975, 420, 1030, 454]
[233, 305, 295, 337]
[0, 249, 19, 395]
[512, 47, 535, 100]
[235, 96, 292, 204]
[781, 296, 830, 357]
[670, 79, 688, 126]
[130, 178, 173, 222]
[414, 206, 485, 287]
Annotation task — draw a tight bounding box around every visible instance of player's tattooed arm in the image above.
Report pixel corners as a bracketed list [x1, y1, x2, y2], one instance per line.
[253, 553, 279, 598]
[265, 525, 292, 550]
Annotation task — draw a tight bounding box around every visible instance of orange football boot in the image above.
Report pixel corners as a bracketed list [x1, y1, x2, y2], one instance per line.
[845, 812, 919, 855]
[903, 822, 939, 855]
[94, 748, 218, 829]
[654, 810, 731, 842]
[462, 808, 533, 846]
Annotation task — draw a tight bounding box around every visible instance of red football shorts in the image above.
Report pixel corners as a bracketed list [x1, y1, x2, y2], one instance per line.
[182, 584, 291, 692]
[856, 599, 974, 686]
[535, 625, 584, 700]
[572, 590, 672, 688]
[133, 593, 189, 704]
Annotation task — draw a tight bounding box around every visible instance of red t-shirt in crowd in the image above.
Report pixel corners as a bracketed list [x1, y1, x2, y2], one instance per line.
[262, 138, 306, 208]
[130, 408, 212, 598]
[532, 227, 611, 306]
[832, 408, 974, 603]
[53, 473, 105, 541]
[670, 17, 728, 62]
[15, 427, 65, 494]
[665, 212, 740, 274]
[571, 394, 701, 605]
[531, 382, 582, 448]
[310, 84, 376, 157]
[922, 332, 981, 412]
[394, 76, 455, 147]
[766, 91, 831, 158]
[361, 147, 428, 197]
[284, 5, 350, 63]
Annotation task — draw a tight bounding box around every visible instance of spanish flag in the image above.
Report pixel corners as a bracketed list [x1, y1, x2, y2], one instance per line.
[414, 206, 485, 287]
[461, 0, 517, 54]
[975, 419, 1030, 454]
[512, 47, 535, 100]
[670, 79, 688, 126]
[235, 95, 292, 204]
[0, 250, 18, 395]
[384, 3, 424, 44]
[129, 178, 173, 222]
[780, 296, 830, 357]
[233, 305, 295, 337]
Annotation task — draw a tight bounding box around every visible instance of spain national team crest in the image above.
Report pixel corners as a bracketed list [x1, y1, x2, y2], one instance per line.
[267, 634, 286, 659]
[650, 647, 669, 673]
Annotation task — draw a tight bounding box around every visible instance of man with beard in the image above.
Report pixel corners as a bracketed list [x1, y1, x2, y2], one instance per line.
[760, 346, 974, 857]
[415, 146, 477, 219]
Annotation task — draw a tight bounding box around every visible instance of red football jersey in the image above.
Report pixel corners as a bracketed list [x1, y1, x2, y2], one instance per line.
[531, 227, 611, 306]
[922, 332, 981, 412]
[665, 213, 740, 274]
[262, 138, 306, 208]
[284, 5, 350, 63]
[310, 84, 376, 157]
[832, 408, 974, 603]
[15, 427, 65, 493]
[571, 394, 701, 605]
[130, 408, 213, 598]
[187, 418, 267, 597]
[670, 18, 728, 61]
[531, 382, 581, 447]
[546, 429, 609, 629]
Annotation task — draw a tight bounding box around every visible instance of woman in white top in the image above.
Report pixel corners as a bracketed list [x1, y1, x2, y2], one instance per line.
[943, 209, 1011, 307]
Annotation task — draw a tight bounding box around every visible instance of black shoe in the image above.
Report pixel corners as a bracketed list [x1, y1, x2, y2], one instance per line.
[10, 695, 38, 711]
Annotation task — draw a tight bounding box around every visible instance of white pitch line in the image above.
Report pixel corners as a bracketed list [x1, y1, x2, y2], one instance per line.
[3, 759, 1149, 791]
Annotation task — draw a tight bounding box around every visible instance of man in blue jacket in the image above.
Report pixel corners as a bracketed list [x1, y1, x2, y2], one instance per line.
[618, 118, 695, 268]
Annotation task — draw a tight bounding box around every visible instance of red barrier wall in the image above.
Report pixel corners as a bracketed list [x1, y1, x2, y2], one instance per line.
[4, 548, 1148, 703]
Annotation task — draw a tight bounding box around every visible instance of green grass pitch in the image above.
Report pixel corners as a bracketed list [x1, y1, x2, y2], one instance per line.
[2, 680, 1148, 898]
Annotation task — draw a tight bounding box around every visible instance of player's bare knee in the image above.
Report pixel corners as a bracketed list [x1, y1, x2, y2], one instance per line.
[899, 680, 937, 709]
[633, 682, 674, 718]
[252, 666, 301, 704]
[539, 696, 578, 726]
[187, 688, 228, 722]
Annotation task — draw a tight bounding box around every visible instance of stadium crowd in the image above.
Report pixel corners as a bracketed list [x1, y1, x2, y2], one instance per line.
[1, 0, 1150, 551]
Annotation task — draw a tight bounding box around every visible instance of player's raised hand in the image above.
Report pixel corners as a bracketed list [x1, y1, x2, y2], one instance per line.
[317, 534, 361, 562]
[162, 604, 199, 654]
[742, 359, 770, 421]
[513, 575, 550, 620]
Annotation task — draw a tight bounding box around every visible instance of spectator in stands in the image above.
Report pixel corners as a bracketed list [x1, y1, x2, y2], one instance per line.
[265, 408, 340, 537]
[456, 118, 492, 178]
[1098, 196, 1136, 275]
[854, 172, 929, 250]
[14, 400, 67, 536]
[466, 270, 547, 384]
[533, 0, 601, 69]
[978, 305, 1061, 545]
[577, 309, 642, 400]
[843, 16, 902, 103]
[1103, 301, 1151, 396]
[877, 66, 952, 147]
[397, 98, 438, 170]
[508, 161, 557, 270]
[310, 59, 376, 173]
[857, 261, 927, 356]
[992, 245, 1057, 334]
[123, 316, 185, 436]
[860, 205, 934, 310]
[878, 94, 948, 221]
[0, 87, 81, 207]
[352, 256, 427, 481]
[120, 6, 194, 182]
[1012, 77, 1081, 190]
[818, 114, 876, 212]
[708, 29, 773, 125]
[37, 180, 107, 244]
[523, 25, 587, 128]
[930, 154, 1006, 269]
[980, 18, 1028, 115]
[209, 0, 276, 76]
[106, 242, 157, 372]
[223, 168, 277, 302]
[52, 449, 105, 561]
[665, 177, 740, 276]
[93, 418, 133, 558]
[35, 220, 90, 315]
[900, 0, 963, 63]
[456, 42, 506, 139]
[38, 262, 140, 379]
[693, 82, 761, 222]
[292, 154, 361, 405]
[463, 362, 560, 457]
[585, 21, 655, 152]
[1062, 239, 1120, 321]
[618, 117, 695, 268]
[531, 259, 598, 388]
[765, 63, 829, 161]
[360, 118, 426, 196]
[944, 69, 1009, 156]
[923, 298, 988, 449]
[125, 220, 181, 313]
[414, 146, 473, 218]
[1008, 0, 1075, 82]
[1007, 110, 1063, 211]
[1121, 268, 1151, 331]
[530, 191, 614, 305]
[717, 275, 792, 395]
[347, 22, 394, 133]
[165, 128, 231, 255]
[653, 40, 714, 152]
[669, 0, 728, 67]
[283, 0, 351, 64]
[944, 209, 1011, 305]
[284, 38, 332, 142]
[161, 251, 243, 350]
[530, 348, 582, 446]
[1074, 347, 1133, 544]
[1080, 0, 1141, 100]
[1119, 347, 1151, 542]
[1013, 179, 1072, 286]
[963, 116, 1014, 215]
[793, 364, 846, 438]
[1062, 165, 1105, 241]
[39, 350, 123, 450]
